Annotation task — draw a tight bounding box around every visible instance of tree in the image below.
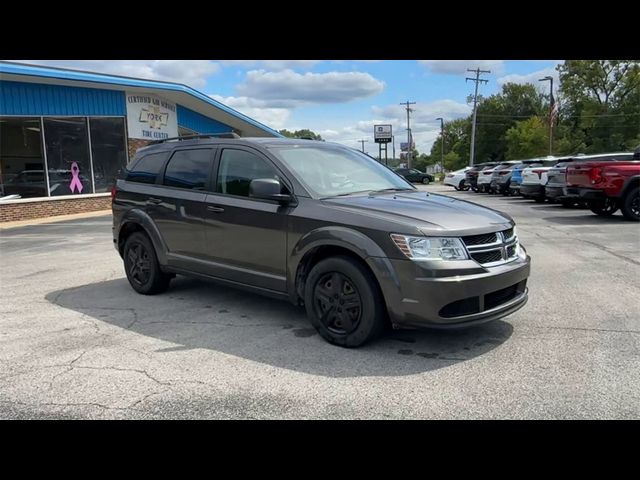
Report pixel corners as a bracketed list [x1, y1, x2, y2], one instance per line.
[505, 116, 549, 159]
[556, 60, 640, 153]
[278, 129, 324, 141]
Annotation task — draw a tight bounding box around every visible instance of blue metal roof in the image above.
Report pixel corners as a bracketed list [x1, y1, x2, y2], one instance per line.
[0, 61, 283, 137]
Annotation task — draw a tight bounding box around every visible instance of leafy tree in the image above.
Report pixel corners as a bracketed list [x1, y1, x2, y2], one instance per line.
[505, 116, 549, 159]
[278, 129, 324, 141]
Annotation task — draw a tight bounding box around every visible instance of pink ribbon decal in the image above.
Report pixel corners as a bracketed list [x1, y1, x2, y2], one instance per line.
[69, 162, 84, 194]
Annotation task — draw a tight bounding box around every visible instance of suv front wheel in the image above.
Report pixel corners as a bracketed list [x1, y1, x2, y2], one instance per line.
[304, 256, 385, 347]
[123, 232, 172, 295]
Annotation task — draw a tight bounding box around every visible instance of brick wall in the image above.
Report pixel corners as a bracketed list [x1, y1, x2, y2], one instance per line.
[128, 138, 151, 160]
[0, 196, 111, 223]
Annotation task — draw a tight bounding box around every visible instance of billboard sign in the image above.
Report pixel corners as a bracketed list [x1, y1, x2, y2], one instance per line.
[374, 124, 392, 143]
[126, 92, 178, 140]
[400, 141, 415, 152]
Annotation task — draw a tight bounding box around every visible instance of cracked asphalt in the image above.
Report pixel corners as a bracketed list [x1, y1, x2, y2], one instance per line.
[1, 184, 639, 419]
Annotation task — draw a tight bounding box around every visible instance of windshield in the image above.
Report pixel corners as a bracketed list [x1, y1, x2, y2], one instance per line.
[269, 145, 414, 198]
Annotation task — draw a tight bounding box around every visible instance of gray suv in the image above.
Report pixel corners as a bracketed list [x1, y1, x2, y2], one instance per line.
[113, 134, 531, 347]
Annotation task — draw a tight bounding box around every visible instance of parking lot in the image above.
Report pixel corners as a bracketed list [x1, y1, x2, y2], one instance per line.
[1, 184, 639, 419]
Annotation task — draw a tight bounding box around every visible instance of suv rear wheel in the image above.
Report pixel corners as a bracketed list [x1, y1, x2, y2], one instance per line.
[588, 198, 619, 216]
[621, 186, 640, 221]
[304, 256, 385, 347]
[123, 232, 172, 295]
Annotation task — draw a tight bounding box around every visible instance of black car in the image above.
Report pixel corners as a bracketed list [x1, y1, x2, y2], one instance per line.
[113, 134, 530, 347]
[393, 167, 434, 185]
[464, 162, 498, 192]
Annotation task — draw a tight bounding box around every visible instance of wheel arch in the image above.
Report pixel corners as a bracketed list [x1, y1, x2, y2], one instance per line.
[117, 209, 168, 265]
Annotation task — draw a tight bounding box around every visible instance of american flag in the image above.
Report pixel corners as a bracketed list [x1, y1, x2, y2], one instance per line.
[549, 90, 559, 125]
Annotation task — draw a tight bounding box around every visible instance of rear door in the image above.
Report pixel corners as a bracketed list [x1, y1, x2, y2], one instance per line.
[202, 145, 289, 292]
[146, 147, 214, 265]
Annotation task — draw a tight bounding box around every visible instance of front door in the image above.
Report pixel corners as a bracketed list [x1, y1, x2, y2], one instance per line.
[203, 146, 288, 292]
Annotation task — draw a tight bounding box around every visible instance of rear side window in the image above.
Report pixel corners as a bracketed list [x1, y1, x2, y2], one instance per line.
[163, 149, 213, 190]
[126, 152, 166, 184]
[217, 149, 278, 197]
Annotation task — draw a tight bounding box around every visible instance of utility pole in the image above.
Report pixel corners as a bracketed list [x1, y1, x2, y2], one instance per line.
[539, 75, 554, 156]
[400, 101, 416, 168]
[358, 139, 368, 153]
[392, 135, 396, 161]
[436, 117, 444, 173]
[466, 68, 490, 166]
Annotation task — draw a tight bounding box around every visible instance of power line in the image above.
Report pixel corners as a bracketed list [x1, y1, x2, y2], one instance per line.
[466, 68, 490, 166]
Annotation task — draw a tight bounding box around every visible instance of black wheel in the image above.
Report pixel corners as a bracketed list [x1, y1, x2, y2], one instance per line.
[471, 185, 479, 192]
[422, 177, 430, 185]
[560, 199, 575, 208]
[588, 198, 619, 216]
[461, 181, 470, 191]
[123, 232, 171, 295]
[620, 187, 640, 221]
[304, 256, 385, 347]
[453, 186, 460, 191]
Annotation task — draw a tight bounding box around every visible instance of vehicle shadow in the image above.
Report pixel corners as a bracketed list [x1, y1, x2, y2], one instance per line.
[544, 215, 630, 225]
[45, 276, 513, 378]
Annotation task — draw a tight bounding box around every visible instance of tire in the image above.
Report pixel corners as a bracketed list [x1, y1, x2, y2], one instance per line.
[620, 186, 640, 221]
[422, 177, 430, 185]
[588, 198, 619, 216]
[123, 232, 172, 295]
[458, 180, 466, 191]
[453, 186, 460, 191]
[534, 196, 545, 203]
[560, 199, 575, 208]
[304, 256, 386, 348]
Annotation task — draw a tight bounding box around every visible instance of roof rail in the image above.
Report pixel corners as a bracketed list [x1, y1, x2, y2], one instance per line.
[148, 132, 240, 145]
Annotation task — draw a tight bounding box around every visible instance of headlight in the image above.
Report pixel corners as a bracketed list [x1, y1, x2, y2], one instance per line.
[390, 234, 468, 261]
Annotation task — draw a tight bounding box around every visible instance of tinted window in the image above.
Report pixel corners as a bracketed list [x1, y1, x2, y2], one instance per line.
[126, 152, 167, 184]
[43, 117, 94, 196]
[163, 149, 212, 190]
[217, 149, 278, 197]
[0, 117, 46, 198]
[89, 118, 127, 193]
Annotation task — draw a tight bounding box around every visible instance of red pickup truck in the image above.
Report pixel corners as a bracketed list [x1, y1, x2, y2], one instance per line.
[565, 151, 640, 221]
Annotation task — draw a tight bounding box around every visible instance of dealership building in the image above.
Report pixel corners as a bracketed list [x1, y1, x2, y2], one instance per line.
[0, 61, 281, 222]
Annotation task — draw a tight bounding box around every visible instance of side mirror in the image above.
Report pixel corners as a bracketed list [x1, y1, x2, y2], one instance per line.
[249, 178, 293, 204]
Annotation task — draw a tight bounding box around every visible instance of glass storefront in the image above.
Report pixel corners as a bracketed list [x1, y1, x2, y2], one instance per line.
[0, 116, 127, 199]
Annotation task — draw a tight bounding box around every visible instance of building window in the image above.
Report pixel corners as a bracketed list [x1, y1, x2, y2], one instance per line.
[43, 118, 94, 196]
[0, 117, 47, 198]
[89, 118, 127, 193]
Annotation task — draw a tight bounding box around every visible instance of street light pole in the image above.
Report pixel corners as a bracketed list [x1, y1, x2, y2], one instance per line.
[539, 75, 554, 156]
[436, 117, 444, 173]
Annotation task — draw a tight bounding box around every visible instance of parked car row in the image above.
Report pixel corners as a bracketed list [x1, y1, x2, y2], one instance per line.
[443, 150, 640, 221]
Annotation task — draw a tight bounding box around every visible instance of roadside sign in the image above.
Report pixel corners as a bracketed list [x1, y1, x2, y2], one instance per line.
[400, 142, 415, 152]
[374, 125, 392, 143]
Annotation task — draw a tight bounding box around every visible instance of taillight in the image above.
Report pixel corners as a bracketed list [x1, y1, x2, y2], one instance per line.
[588, 167, 604, 184]
[531, 169, 546, 179]
[498, 170, 509, 175]
[111, 185, 117, 201]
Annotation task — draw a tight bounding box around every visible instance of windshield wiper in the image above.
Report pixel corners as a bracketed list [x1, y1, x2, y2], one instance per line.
[321, 189, 375, 199]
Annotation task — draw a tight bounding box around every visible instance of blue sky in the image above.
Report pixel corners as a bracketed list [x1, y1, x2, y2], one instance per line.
[14, 60, 561, 154]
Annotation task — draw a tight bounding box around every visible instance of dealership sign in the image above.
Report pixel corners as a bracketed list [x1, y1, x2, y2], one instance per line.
[126, 92, 178, 140]
[374, 124, 392, 143]
[400, 142, 415, 152]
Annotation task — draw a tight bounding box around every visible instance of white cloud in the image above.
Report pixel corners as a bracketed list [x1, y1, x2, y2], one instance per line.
[419, 60, 505, 75]
[497, 66, 560, 93]
[220, 60, 322, 70]
[209, 95, 291, 130]
[236, 69, 385, 106]
[11, 60, 220, 88]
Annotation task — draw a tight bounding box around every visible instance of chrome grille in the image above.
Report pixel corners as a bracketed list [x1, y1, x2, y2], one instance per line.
[464, 228, 519, 266]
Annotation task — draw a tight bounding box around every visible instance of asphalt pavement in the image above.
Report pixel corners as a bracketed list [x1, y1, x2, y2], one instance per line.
[1, 184, 638, 419]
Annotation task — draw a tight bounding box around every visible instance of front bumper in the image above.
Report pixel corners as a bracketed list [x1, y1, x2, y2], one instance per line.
[368, 253, 531, 329]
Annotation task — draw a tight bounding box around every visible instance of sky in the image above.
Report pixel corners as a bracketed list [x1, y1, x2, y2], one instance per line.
[12, 60, 562, 155]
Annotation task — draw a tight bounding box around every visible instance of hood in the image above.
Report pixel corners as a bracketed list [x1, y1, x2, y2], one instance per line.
[323, 191, 512, 235]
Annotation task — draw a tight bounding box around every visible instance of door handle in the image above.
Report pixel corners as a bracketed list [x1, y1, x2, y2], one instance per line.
[146, 197, 162, 205]
[207, 205, 225, 213]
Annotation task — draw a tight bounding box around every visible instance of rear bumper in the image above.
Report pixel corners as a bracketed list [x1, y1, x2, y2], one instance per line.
[564, 187, 607, 201]
[544, 185, 565, 199]
[520, 184, 544, 197]
[368, 253, 531, 329]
